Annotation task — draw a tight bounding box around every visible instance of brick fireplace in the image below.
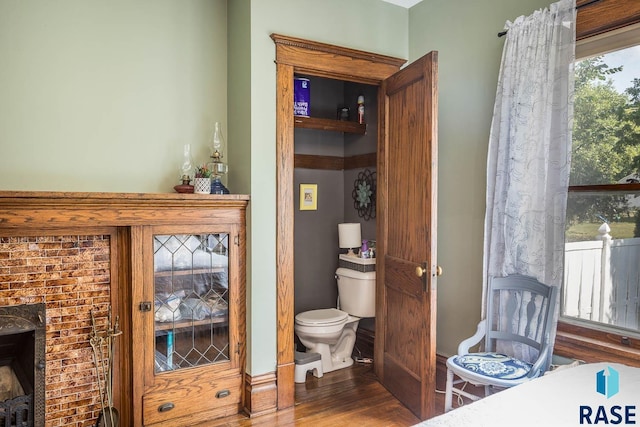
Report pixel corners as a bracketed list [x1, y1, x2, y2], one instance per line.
[0, 235, 112, 427]
[0, 303, 45, 427]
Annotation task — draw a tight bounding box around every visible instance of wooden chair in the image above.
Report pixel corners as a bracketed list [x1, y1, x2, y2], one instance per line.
[444, 275, 557, 412]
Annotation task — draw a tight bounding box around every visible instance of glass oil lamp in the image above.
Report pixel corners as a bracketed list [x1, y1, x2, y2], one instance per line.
[208, 122, 230, 194]
[174, 144, 195, 193]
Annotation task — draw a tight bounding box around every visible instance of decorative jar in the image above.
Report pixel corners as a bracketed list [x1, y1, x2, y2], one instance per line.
[194, 177, 211, 194]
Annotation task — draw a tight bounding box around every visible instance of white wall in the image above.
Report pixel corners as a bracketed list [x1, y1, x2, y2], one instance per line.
[408, 0, 555, 356]
[0, 0, 227, 192]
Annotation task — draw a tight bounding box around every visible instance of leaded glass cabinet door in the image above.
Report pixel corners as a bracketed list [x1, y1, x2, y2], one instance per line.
[153, 232, 232, 372]
[140, 223, 243, 426]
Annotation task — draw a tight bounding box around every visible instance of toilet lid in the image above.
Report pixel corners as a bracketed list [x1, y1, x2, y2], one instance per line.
[295, 308, 348, 326]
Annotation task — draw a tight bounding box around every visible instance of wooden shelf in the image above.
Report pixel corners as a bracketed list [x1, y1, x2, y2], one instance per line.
[155, 315, 228, 332]
[294, 116, 366, 134]
[154, 267, 225, 278]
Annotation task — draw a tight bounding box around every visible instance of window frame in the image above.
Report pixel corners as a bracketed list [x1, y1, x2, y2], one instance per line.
[557, 5, 640, 365]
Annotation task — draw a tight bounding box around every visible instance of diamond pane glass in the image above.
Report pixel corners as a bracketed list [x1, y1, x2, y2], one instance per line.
[153, 233, 230, 373]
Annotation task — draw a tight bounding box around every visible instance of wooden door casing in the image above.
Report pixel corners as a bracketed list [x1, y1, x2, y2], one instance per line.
[272, 35, 439, 419]
[272, 34, 406, 409]
[376, 52, 438, 420]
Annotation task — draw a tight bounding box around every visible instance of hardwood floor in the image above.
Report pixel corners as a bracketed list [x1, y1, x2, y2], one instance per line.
[201, 358, 480, 426]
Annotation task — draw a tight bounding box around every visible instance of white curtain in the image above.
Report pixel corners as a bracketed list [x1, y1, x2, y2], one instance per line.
[483, 0, 576, 363]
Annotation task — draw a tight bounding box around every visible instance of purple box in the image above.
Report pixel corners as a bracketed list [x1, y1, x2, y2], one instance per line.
[294, 77, 310, 117]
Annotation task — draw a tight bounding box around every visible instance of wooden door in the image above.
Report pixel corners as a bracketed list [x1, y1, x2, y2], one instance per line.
[375, 51, 439, 420]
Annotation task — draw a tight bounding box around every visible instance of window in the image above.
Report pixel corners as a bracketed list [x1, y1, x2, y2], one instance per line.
[562, 25, 640, 336]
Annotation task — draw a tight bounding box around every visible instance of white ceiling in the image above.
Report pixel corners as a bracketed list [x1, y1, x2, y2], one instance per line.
[380, 0, 423, 8]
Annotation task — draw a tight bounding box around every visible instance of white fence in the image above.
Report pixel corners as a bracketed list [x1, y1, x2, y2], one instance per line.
[563, 224, 640, 330]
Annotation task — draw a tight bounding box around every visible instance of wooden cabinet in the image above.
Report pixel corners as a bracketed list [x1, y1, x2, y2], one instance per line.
[135, 224, 245, 426]
[0, 192, 249, 427]
[131, 201, 248, 427]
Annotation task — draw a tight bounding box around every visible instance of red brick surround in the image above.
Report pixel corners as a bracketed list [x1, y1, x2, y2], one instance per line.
[0, 235, 111, 427]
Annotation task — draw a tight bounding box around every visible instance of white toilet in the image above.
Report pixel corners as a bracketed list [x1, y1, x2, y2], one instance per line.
[295, 267, 375, 374]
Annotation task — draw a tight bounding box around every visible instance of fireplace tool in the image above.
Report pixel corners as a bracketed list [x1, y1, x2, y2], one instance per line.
[90, 308, 122, 427]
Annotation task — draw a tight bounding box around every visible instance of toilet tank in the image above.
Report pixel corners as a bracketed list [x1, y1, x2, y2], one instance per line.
[336, 267, 376, 318]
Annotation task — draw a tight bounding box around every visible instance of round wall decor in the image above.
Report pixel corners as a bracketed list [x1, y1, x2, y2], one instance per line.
[352, 169, 376, 220]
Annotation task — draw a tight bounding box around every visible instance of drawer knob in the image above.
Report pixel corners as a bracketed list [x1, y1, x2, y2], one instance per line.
[158, 402, 175, 413]
[216, 389, 230, 399]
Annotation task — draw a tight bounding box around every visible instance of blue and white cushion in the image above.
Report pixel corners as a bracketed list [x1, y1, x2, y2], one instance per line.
[451, 352, 532, 380]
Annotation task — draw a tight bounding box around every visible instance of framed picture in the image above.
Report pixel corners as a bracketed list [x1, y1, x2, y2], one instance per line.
[299, 184, 318, 211]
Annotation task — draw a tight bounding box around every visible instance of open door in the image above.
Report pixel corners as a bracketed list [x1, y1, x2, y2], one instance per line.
[375, 51, 439, 420]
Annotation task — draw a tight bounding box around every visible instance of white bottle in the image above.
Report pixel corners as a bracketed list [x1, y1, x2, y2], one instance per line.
[357, 95, 365, 124]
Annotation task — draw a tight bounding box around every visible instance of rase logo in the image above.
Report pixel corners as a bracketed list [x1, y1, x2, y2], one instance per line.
[596, 366, 620, 398]
[580, 366, 636, 425]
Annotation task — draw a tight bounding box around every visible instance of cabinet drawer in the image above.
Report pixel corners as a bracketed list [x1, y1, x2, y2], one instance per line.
[143, 374, 242, 425]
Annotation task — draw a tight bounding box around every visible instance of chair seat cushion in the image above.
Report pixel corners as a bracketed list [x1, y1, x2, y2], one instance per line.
[451, 352, 532, 380]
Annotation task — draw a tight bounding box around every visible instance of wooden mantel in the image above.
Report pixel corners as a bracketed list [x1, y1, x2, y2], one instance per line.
[0, 191, 250, 230]
[0, 191, 249, 427]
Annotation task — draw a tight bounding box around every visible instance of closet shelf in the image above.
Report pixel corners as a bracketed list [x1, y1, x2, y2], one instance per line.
[294, 116, 366, 134]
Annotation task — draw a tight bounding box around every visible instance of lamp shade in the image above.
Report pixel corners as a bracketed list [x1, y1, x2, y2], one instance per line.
[338, 223, 361, 249]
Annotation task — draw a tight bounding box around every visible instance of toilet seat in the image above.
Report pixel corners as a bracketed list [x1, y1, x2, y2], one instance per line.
[295, 308, 348, 326]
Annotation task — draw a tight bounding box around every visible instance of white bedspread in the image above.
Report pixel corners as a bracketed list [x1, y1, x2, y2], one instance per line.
[418, 362, 640, 427]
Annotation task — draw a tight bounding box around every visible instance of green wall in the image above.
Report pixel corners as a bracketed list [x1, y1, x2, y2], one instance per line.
[231, 0, 408, 375]
[239, 0, 556, 374]
[408, 0, 554, 356]
[0, 0, 561, 377]
[227, 0, 254, 375]
[0, 0, 227, 192]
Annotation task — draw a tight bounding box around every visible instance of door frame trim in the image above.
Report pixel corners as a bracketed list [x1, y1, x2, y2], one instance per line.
[271, 33, 405, 409]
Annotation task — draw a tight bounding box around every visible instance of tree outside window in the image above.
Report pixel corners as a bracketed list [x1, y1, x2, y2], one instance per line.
[564, 43, 640, 334]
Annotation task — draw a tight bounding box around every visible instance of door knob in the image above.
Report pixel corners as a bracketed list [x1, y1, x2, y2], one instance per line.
[416, 265, 442, 278]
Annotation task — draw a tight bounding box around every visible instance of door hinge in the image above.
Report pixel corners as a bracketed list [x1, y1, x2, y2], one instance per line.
[236, 341, 241, 355]
[139, 301, 152, 312]
[234, 235, 240, 246]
